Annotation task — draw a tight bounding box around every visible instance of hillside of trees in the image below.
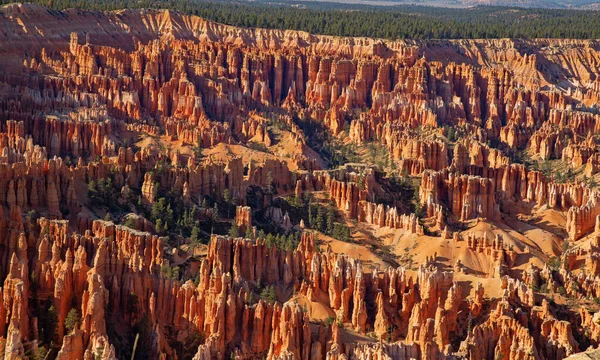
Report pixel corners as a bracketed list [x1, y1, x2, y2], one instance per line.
[2, 0, 600, 39]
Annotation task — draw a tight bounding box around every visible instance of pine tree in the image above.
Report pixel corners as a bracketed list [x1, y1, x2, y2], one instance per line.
[213, 202, 219, 220]
[223, 189, 231, 218]
[126, 292, 139, 323]
[64, 308, 80, 334]
[229, 223, 240, 238]
[316, 206, 324, 232]
[155, 219, 163, 234]
[265, 171, 274, 195]
[190, 226, 200, 244]
[87, 180, 97, 201]
[260, 285, 277, 304]
[326, 206, 334, 235]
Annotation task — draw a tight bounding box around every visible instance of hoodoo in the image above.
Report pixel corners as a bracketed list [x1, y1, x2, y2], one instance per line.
[0, 2, 600, 359]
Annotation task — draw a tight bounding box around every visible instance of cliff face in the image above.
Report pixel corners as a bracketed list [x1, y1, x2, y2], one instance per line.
[1, 3, 600, 359]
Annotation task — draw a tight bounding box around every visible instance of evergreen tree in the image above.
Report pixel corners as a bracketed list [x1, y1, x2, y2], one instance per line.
[326, 206, 335, 235]
[190, 226, 200, 244]
[223, 189, 232, 218]
[64, 308, 80, 334]
[260, 285, 277, 305]
[229, 223, 240, 237]
[126, 292, 139, 322]
[38, 305, 58, 344]
[315, 206, 324, 232]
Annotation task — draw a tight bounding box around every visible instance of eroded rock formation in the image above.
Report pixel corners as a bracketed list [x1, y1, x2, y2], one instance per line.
[0, 3, 600, 359]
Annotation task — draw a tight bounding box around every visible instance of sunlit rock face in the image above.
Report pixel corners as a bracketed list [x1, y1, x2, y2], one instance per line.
[1, 3, 600, 359]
